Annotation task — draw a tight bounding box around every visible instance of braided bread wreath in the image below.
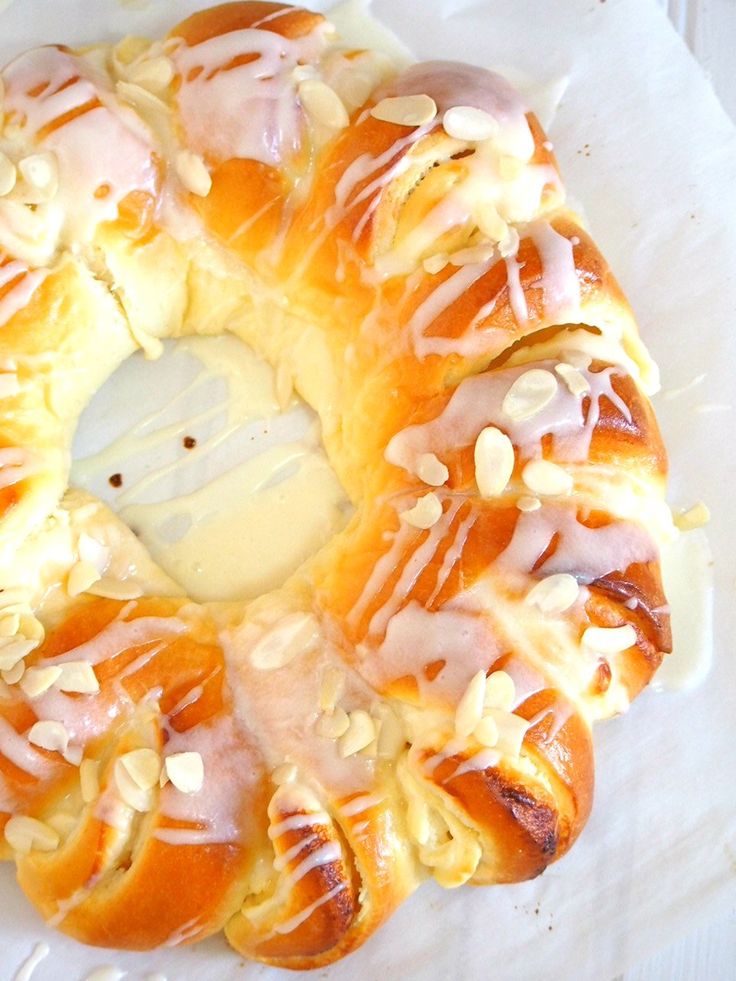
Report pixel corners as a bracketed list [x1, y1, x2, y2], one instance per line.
[0, 0, 674, 970]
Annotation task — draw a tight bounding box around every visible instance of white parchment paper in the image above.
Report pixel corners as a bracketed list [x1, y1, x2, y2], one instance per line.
[0, 0, 735, 978]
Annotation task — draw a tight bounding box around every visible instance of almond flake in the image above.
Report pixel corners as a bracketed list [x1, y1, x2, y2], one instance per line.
[67, 560, 101, 597]
[113, 757, 154, 812]
[582, 624, 637, 654]
[319, 666, 345, 713]
[521, 459, 573, 496]
[0, 613, 19, 636]
[316, 706, 350, 739]
[78, 532, 110, 573]
[502, 369, 558, 422]
[406, 796, 430, 845]
[525, 573, 580, 615]
[423, 253, 449, 275]
[28, 720, 69, 754]
[250, 613, 319, 670]
[20, 666, 62, 698]
[370, 93, 437, 127]
[455, 670, 486, 738]
[442, 105, 498, 142]
[4, 815, 59, 854]
[119, 748, 161, 790]
[164, 751, 204, 794]
[476, 203, 508, 242]
[56, 660, 100, 694]
[0, 152, 16, 197]
[555, 362, 590, 397]
[494, 711, 529, 758]
[80, 759, 100, 803]
[86, 577, 143, 600]
[0, 637, 37, 670]
[272, 762, 297, 786]
[20, 615, 45, 642]
[484, 670, 516, 712]
[373, 703, 404, 759]
[474, 714, 499, 747]
[47, 812, 76, 838]
[674, 501, 710, 531]
[474, 426, 515, 498]
[1, 661, 24, 685]
[400, 492, 443, 529]
[416, 452, 449, 487]
[299, 78, 349, 129]
[175, 149, 211, 197]
[128, 55, 174, 93]
[338, 710, 375, 757]
[18, 151, 58, 196]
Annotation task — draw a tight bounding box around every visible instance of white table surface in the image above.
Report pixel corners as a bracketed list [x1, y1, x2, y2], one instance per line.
[628, 9, 735, 981]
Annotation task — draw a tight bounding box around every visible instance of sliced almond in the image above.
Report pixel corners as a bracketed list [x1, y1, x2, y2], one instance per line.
[406, 796, 430, 845]
[521, 459, 573, 496]
[370, 93, 437, 127]
[4, 815, 59, 854]
[1, 660, 24, 685]
[442, 105, 498, 142]
[423, 253, 449, 275]
[319, 666, 345, 713]
[78, 532, 110, 573]
[274, 361, 293, 410]
[250, 613, 319, 671]
[338, 710, 376, 758]
[128, 55, 174, 93]
[113, 757, 154, 812]
[582, 624, 637, 654]
[18, 151, 58, 197]
[119, 748, 161, 790]
[494, 711, 529, 758]
[474, 426, 515, 498]
[164, 751, 204, 794]
[555, 362, 591, 397]
[400, 492, 443, 530]
[0, 613, 19, 637]
[483, 670, 516, 712]
[516, 495, 541, 512]
[80, 759, 100, 803]
[299, 78, 349, 130]
[373, 703, 405, 760]
[502, 369, 558, 422]
[674, 501, 710, 531]
[316, 706, 350, 739]
[175, 149, 212, 197]
[19, 615, 44, 642]
[272, 762, 297, 786]
[47, 812, 77, 838]
[416, 452, 449, 487]
[476, 203, 507, 242]
[56, 660, 100, 694]
[474, 714, 499, 747]
[0, 637, 37, 671]
[525, 573, 580, 615]
[20, 666, 62, 698]
[28, 720, 69, 754]
[67, 560, 101, 597]
[455, 669, 486, 738]
[86, 577, 143, 600]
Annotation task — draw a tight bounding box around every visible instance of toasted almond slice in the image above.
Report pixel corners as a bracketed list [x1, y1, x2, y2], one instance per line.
[272, 762, 297, 786]
[474, 426, 515, 498]
[555, 362, 591, 397]
[339, 710, 376, 757]
[1, 660, 24, 685]
[406, 796, 430, 845]
[86, 577, 143, 600]
[128, 55, 174, 93]
[28, 720, 69, 754]
[498, 226, 520, 258]
[423, 253, 449, 275]
[319, 666, 345, 713]
[371, 93, 437, 127]
[674, 501, 710, 531]
[474, 714, 499, 747]
[502, 369, 558, 421]
[400, 492, 443, 530]
[373, 703, 405, 760]
[20, 666, 63, 698]
[582, 624, 637, 654]
[175, 149, 211, 197]
[0, 637, 37, 671]
[250, 613, 319, 671]
[19, 614, 44, 642]
[4, 815, 59, 854]
[67, 560, 101, 597]
[455, 669, 486, 738]
[298, 78, 349, 129]
[476, 203, 507, 242]
[525, 573, 580, 615]
[0, 613, 19, 637]
[316, 706, 350, 739]
[0, 151, 15, 197]
[164, 751, 204, 794]
[416, 452, 449, 487]
[483, 670, 516, 712]
[442, 105, 498, 142]
[56, 660, 100, 694]
[0, 587, 32, 611]
[80, 759, 100, 803]
[120, 748, 161, 790]
[19, 151, 58, 195]
[494, 711, 529, 758]
[47, 812, 77, 838]
[63, 744, 83, 767]
[521, 459, 573, 496]
[114, 757, 154, 812]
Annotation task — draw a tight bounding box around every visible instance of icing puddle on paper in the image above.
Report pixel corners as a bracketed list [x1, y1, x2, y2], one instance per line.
[71, 335, 349, 603]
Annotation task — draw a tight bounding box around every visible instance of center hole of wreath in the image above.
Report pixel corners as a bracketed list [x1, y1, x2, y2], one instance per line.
[71, 334, 350, 603]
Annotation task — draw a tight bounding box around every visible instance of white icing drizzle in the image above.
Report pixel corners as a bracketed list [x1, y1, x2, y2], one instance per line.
[172, 22, 330, 166]
[268, 812, 331, 840]
[496, 506, 657, 582]
[340, 791, 384, 817]
[386, 359, 631, 476]
[528, 220, 581, 323]
[0, 715, 54, 782]
[12, 941, 49, 981]
[281, 840, 341, 888]
[273, 881, 348, 935]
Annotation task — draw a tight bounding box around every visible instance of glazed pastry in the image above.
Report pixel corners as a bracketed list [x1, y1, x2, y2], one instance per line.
[0, 2, 672, 968]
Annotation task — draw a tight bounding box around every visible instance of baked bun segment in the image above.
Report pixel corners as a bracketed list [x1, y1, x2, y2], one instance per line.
[0, 1, 674, 969]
